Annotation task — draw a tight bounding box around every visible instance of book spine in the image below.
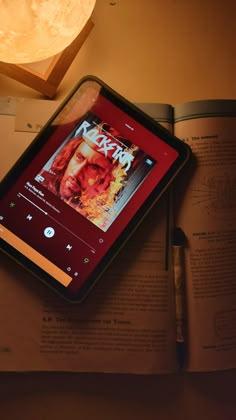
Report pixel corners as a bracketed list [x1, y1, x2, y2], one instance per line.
[174, 99, 236, 122]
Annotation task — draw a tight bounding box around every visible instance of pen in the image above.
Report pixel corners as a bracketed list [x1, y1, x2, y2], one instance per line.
[172, 226, 187, 369]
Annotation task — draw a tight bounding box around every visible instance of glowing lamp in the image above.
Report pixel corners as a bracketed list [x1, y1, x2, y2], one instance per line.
[0, 0, 96, 64]
[0, 1, 95, 97]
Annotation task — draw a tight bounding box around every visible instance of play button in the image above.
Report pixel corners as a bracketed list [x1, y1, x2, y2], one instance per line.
[44, 227, 55, 238]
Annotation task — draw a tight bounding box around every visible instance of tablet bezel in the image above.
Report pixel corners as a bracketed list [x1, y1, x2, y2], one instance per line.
[0, 75, 191, 302]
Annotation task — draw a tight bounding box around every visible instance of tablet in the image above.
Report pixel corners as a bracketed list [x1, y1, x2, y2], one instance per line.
[0, 76, 191, 302]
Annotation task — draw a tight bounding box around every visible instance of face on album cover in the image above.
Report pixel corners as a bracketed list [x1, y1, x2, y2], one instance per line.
[35, 111, 156, 231]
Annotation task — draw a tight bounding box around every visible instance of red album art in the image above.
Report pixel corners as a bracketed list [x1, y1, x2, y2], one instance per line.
[35, 112, 156, 231]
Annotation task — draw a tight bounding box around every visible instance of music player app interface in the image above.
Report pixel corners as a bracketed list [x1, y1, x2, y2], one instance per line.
[0, 82, 178, 292]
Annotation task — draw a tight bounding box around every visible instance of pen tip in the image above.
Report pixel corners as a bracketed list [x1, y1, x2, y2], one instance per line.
[172, 227, 186, 246]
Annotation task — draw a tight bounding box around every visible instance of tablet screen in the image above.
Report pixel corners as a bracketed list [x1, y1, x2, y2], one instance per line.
[0, 78, 184, 301]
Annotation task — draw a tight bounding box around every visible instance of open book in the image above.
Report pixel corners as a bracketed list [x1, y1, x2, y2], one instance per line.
[0, 98, 236, 373]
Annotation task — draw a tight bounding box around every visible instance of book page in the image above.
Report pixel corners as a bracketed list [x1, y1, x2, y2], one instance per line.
[0, 99, 177, 374]
[174, 100, 236, 371]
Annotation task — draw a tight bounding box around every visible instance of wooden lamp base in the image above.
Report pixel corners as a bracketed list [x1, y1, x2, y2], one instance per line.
[0, 19, 94, 98]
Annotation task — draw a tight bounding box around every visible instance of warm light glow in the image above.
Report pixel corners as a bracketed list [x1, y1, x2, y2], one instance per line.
[0, 0, 96, 64]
